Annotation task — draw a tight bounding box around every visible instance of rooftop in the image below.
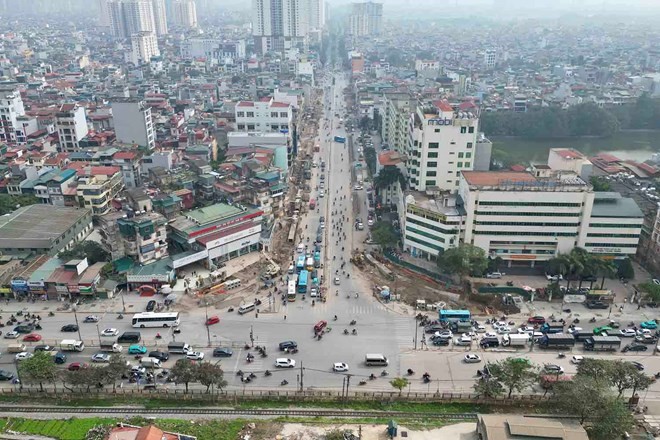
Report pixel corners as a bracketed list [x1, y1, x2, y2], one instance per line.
[462, 171, 587, 191]
[592, 192, 644, 218]
[0, 205, 91, 249]
[478, 414, 588, 440]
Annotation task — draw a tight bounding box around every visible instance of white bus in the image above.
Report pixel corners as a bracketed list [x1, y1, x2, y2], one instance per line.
[132, 312, 180, 328]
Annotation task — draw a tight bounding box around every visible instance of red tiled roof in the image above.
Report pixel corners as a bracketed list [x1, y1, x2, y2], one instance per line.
[432, 99, 453, 112]
[195, 220, 257, 245]
[555, 149, 583, 160]
[237, 101, 254, 107]
[75, 166, 121, 176]
[270, 101, 290, 108]
[59, 103, 76, 112]
[114, 151, 136, 160]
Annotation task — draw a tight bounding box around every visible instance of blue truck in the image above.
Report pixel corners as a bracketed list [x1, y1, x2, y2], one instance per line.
[334, 136, 346, 143]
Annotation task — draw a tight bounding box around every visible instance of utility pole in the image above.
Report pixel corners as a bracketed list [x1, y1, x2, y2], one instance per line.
[299, 361, 304, 391]
[73, 308, 82, 342]
[249, 325, 254, 348]
[119, 289, 126, 313]
[204, 296, 211, 347]
[413, 319, 418, 350]
[96, 324, 101, 347]
[345, 374, 351, 402]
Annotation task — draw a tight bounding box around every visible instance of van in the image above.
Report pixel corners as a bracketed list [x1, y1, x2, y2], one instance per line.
[140, 357, 162, 368]
[288, 265, 295, 275]
[364, 353, 389, 367]
[238, 303, 256, 315]
[117, 332, 141, 343]
[297, 243, 305, 253]
[7, 343, 26, 353]
[167, 342, 191, 354]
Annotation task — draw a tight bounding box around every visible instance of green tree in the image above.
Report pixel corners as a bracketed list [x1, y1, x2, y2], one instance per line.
[363, 147, 377, 175]
[608, 360, 649, 397]
[171, 358, 197, 393]
[589, 176, 611, 191]
[374, 166, 406, 191]
[472, 377, 504, 398]
[617, 258, 635, 280]
[100, 355, 129, 392]
[438, 244, 488, 278]
[389, 377, 409, 396]
[17, 352, 59, 391]
[487, 358, 539, 398]
[586, 396, 635, 440]
[58, 241, 110, 265]
[638, 282, 660, 304]
[197, 362, 227, 393]
[576, 358, 613, 385]
[371, 221, 399, 251]
[0, 194, 39, 216]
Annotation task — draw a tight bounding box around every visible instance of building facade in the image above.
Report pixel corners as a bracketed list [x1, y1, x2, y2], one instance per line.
[108, 0, 159, 38]
[252, 0, 314, 53]
[56, 103, 89, 153]
[381, 92, 414, 153]
[172, 0, 197, 28]
[111, 98, 156, 150]
[234, 98, 293, 133]
[348, 1, 382, 37]
[0, 85, 26, 145]
[117, 212, 169, 264]
[75, 166, 125, 217]
[130, 31, 160, 65]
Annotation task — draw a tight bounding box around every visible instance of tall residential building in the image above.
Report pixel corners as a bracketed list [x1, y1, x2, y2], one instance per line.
[348, 1, 382, 37]
[0, 85, 26, 145]
[56, 103, 89, 153]
[108, 0, 169, 38]
[484, 49, 497, 68]
[381, 92, 414, 153]
[152, 0, 168, 35]
[308, 0, 324, 30]
[252, 0, 314, 54]
[99, 0, 111, 27]
[130, 31, 160, 65]
[172, 0, 198, 28]
[111, 98, 156, 150]
[407, 100, 481, 193]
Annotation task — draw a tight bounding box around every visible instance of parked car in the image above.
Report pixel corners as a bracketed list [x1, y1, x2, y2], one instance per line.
[571, 355, 584, 365]
[545, 273, 563, 281]
[486, 272, 504, 279]
[0, 370, 14, 381]
[212, 347, 233, 358]
[586, 301, 609, 310]
[527, 316, 546, 325]
[60, 324, 79, 332]
[543, 364, 564, 374]
[205, 316, 220, 326]
[67, 362, 88, 371]
[3, 331, 18, 339]
[146, 300, 156, 312]
[14, 352, 33, 361]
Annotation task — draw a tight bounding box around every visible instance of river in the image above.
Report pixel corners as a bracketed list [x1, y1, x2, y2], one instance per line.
[491, 130, 660, 164]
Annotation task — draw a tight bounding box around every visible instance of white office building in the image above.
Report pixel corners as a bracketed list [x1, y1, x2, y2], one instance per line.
[56, 103, 89, 153]
[348, 1, 382, 37]
[130, 31, 160, 65]
[0, 85, 25, 145]
[172, 0, 197, 28]
[111, 98, 155, 150]
[407, 100, 482, 193]
[234, 98, 293, 134]
[252, 0, 315, 53]
[381, 92, 414, 153]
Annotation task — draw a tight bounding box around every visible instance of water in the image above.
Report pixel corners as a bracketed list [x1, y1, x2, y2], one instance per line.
[491, 130, 660, 164]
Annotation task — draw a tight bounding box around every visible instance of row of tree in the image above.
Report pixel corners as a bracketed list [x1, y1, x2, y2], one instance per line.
[545, 247, 633, 290]
[473, 357, 644, 440]
[17, 352, 227, 394]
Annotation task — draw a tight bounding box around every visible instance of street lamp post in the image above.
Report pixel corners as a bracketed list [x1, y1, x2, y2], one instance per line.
[96, 324, 101, 347]
[119, 289, 126, 313]
[204, 296, 211, 347]
[72, 308, 82, 342]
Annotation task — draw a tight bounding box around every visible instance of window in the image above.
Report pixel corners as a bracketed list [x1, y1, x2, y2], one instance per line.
[426, 171, 437, 177]
[237, 112, 245, 117]
[247, 124, 255, 130]
[458, 152, 464, 158]
[450, 141, 456, 145]
[465, 162, 471, 168]
[457, 162, 463, 168]
[271, 112, 278, 118]
[466, 152, 472, 158]
[434, 128, 440, 132]
[460, 127, 467, 134]
[280, 112, 288, 117]
[468, 127, 475, 133]
[467, 142, 473, 148]
[427, 162, 437, 167]
[425, 180, 436, 186]
[414, 140, 418, 146]
[237, 124, 245, 130]
[246, 112, 254, 117]
[428, 142, 439, 149]
[427, 152, 438, 158]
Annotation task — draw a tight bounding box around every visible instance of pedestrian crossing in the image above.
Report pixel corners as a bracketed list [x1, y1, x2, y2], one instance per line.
[392, 317, 416, 350]
[293, 301, 391, 316]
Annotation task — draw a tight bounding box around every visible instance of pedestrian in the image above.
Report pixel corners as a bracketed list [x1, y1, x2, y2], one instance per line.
[284, 315, 287, 320]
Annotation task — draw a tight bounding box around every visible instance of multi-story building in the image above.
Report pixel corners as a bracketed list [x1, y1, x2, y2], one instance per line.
[484, 49, 496, 69]
[348, 1, 382, 37]
[118, 212, 169, 264]
[151, 0, 168, 35]
[74, 166, 125, 217]
[234, 98, 293, 134]
[172, 0, 197, 28]
[111, 98, 156, 150]
[0, 85, 26, 145]
[130, 31, 160, 65]
[108, 0, 165, 38]
[56, 103, 89, 153]
[308, 0, 324, 30]
[407, 100, 482, 193]
[381, 92, 414, 153]
[252, 0, 313, 54]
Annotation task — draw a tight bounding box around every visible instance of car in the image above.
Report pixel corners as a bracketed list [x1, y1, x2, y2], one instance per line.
[483, 332, 498, 339]
[631, 361, 645, 371]
[432, 337, 450, 346]
[332, 362, 349, 372]
[101, 328, 119, 337]
[84, 315, 99, 323]
[497, 326, 512, 335]
[463, 353, 482, 364]
[567, 326, 583, 334]
[593, 326, 613, 335]
[127, 345, 148, 355]
[571, 355, 584, 365]
[475, 325, 487, 333]
[67, 362, 88, 371]
[333, 276, 341, 285]
[543, 364, 564, 374]
[61, 324, 79, 332]
[433, 330, 453, 339]
[33, 344, 54, 352]
[15, 352, 33, 361]
[212, 347, 233, 357]
[278, 341, 297, 351]
[146, 300, 156, 312]
[91, 353, 111, 363]
[545, 273, 563, 281]
[131, 365, 146, 375]
[623, 344, 648, 353]
[635, 334, 658, 344]
[586, 301, 609, 310]
[22, 333, 42, 342]
[13, 325, 34, 334]
[186, 351, 205, 360]
[486, 272, 503, 279]
[3, 331, 18, 339]
[455, 335, 473, 346]
[53, 352, 67, 364]
[424, 324, 444, 334]
[314, 320, 328, 334]
[619, 328, 637, 337]
[0, 370, 14, 381]
[149, 351, 170, 361]
[641, 320, 658, 330]
[205, 316, 220, 326]
[275, 358, 296, 368]
[527, 316, 546, 325]
[654, 279, 660, 286]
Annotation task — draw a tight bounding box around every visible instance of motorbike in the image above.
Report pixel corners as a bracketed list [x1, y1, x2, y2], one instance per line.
[589, 317, 597, 323]
[333, 315, 338, 321]
[244, 344, 251, 350]
[352, 329, 357, 335]
[350, 320, 357, 325]
[369, 374, 376, 380]
[558, 353, 566, 359]
[574, 318, 580, 324]
[227, 307, 234, 312]
[423, 375, 431, 384]
[281, 380, 289, 386]
[380, 370, 388, 376]
[265, 370, 272, 377]
[48, 311, 55, 317]
[344, 329, 349, 335]
[35, 324, 42, 330]
[358, 380, 367, 386]
[407, 369, 414, 376]
[117, 314, 124, 319]
[155, 333, 162, 339]
[317, 334, 323, 340]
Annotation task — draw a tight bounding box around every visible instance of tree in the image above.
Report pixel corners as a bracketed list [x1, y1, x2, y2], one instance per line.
[576, 358, 612, 385]
[594, 258, 617, 290]
[590, 176, 611, 191]
[472, 377, 504, 398]
[197, 362, 227, 393]
[58, 241, 110, 265]
[374, 166, 405, 191]
[617, 258, 635, 280]
[0, 194, 39, 216]
[586, 396, 635, 440]
[487, 256, 503, 273]
[389, 377, 409, 396]
[100, 355, 129, 392]
[438, 244, 488, 278]
[487, 359, 539, 398]
[371, 221, 399, 251]
[638, 282, 660, 304]
[17, 352, 59, 391]
[171, 358, 197, 393]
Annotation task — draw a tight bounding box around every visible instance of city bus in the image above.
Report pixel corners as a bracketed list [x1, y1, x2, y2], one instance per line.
[296, 255, 306, 273]
[132, 312, 181, 328]
[287, 279, 297, 302]
[298, 270, 309, 294]
[439, 309, 471, 323]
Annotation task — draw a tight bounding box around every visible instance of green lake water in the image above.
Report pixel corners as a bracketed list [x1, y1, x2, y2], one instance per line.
[492, 130, 660, 164]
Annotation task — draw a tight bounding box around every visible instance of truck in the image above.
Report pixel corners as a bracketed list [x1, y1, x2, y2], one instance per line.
[537, 333, 575, 349]
[502, 334, 529, 347]
[571, 331, 595, 342]
[540, 323, 565, 334]
[59, 339, 85, 352]
[7, 343, 26, 353]
[334, 136, 346, 143]
[167, 342, 190, 354]
[99, 342, 123, 353]
[583, 336, 622, 352]
[451, 321, 473, 333]
[313, 251, 321, 268]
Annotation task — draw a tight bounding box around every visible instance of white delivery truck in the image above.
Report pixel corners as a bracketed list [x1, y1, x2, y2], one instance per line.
[501, 334, 529, 347]
[99, 342, 123, 353]
[60, 339, 85, 352]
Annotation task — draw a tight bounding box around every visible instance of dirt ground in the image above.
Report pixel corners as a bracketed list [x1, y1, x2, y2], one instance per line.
[273, 422, 478, 440]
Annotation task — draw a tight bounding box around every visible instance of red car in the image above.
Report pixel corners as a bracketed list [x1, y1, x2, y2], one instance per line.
[67, 362, 89, 371]
[527, 316, 546, 325]
[22, 333, 42, 342]
[313, 320, 328, 334]
[206, 316, 220, 326]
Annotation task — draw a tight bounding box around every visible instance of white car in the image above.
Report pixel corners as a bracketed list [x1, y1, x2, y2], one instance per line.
[568, 327, 583, 334]
[463, 353, 482, 364]
[517, 326, 534, 334]
[571, 355, 584, 365]
[497, 326, 512, 334]
[4, 331, 18, 339]
[333, 277, 341, 286]
[332, 362, 349, 372]
[454, 335, 473, 346]
[486, 272, 503, 279]
[101, 328, 119, 337]
[275, 358, 296, 368]
[546, 273, 563, 281]
[484, 332, 498, 339]
[91, 353, 111, 363]
[434, 330, 453, 339]
[475, 325, 486, 333]
[84, 315, 99, 323]
[619, 328, 637, 338]
[15, 352, 33, 361]
[186, 352, 205, 360]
